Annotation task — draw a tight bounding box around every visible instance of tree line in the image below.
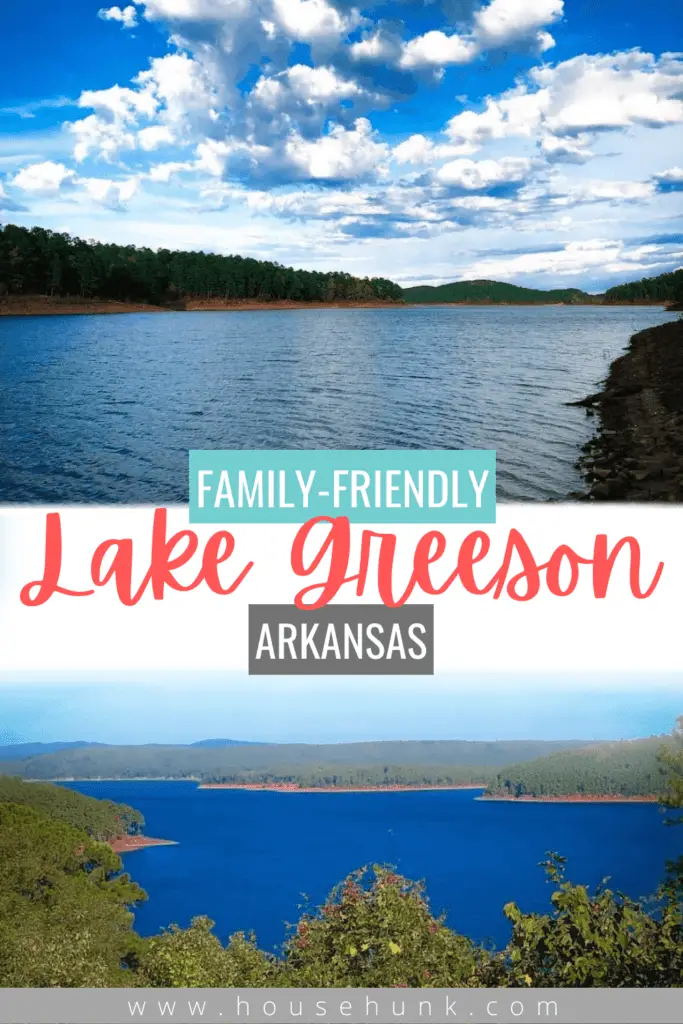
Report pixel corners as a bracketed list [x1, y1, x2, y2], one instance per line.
[0, 223, 403, 305]
[0, 737, 587, 782]
[0, 736, 669, 796]
[0, 719, 681, 987]
[604, 268, 683, 304]
[198, 765, 491, 787]
[0, 774, 143, 839]
[485, 736, 671, 799]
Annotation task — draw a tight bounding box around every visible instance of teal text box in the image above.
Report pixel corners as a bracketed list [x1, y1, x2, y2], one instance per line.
[189, 450, 496, 524]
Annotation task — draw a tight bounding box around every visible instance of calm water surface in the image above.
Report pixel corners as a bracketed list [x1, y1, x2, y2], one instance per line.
[66, 781, 681, 952]
[1, 306, 676, 502]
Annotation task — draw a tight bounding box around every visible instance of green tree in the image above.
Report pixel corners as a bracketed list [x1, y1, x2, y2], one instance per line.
[479, 854, 682, 987]
[0, 803, 146, 986]
[282, 866, 481, 987]
[139, 918, 279, 987]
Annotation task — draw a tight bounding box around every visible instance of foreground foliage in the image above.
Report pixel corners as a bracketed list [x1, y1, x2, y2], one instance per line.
[0, 803, 145, 986]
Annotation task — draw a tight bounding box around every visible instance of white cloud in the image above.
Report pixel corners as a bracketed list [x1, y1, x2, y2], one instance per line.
[134, 53, 218, 128]
[285, 118, 388, 180]
[435, 156, 532, 189]
[349, 30, 400, 64]
[536, 50, 683, 136]
[464, 237, 680, 280]
[392, 133, 475, 165]
[135, 0, 237, 18]
[252, 65, 365, 110]
[473, 0, 563, 50]
[398, 0, 562, 72]
[98, 5, 138, 29]
[69, 114, 136, 162]
[195, 138, 234, 177]
[137, 125, 175, 150]
[81, 176, 140, 208]
[147, 160, 194, 182]
[399, 31, 476, 70]
[78, 84, 157, 122]
[548, 179, 657, 205]
[444, 49, 683, 163]
[271, 0, 361, 44]
[540, 134, 593, 163]
[654, 166, 683, 184]
[12, 161, 76, 195]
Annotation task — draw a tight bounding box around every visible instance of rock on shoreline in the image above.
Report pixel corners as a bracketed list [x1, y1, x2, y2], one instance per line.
[574, 318, 683, 501]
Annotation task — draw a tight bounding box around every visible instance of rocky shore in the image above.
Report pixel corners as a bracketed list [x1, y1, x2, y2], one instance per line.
[573, 317, 683, 500]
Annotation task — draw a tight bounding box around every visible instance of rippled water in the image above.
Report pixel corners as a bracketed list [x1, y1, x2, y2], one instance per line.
[0, 305, 676, 502]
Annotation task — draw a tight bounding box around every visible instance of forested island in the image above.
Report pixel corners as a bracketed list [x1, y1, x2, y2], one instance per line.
[0, 718, 681, 987]
[0, 735, 675, 799]
[1, 222, 681, 313]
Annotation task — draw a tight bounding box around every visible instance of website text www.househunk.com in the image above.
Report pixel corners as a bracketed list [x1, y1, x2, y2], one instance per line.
[1, 989, 682, 1024]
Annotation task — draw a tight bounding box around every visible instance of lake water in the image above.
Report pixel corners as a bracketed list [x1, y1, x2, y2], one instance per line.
[66, 781, 681, 952]
[0, 306, 677, 503]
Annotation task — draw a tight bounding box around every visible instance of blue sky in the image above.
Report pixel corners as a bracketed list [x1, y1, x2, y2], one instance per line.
[1, 0, 682, 288]
[0, 674, 680, 744]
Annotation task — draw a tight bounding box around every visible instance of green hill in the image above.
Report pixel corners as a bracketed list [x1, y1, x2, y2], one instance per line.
[401, 279, 596, 305]
[604, 267, 683, 304]
[0, 738, 591, 786]
[0, 775, 143, 838]
[486, 735, 673, 799]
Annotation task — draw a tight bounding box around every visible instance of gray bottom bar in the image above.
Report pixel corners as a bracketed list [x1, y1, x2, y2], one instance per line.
[0, 988, 680, 1024]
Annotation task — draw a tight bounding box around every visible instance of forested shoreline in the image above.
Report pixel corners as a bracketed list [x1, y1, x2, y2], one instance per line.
[0, 718, 681, 987]
[0, 735, 674, 798]
[0, 224, 402, 306]
[1, 223, 681, 312]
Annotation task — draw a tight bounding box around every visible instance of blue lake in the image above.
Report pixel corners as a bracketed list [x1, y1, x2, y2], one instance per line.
[0, 305, 677, 502]
[66, 781, 681, 952]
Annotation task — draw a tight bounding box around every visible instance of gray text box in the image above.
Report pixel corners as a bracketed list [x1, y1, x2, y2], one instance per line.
[0, 987, 681, 1024]
[248, 604, 434, 675]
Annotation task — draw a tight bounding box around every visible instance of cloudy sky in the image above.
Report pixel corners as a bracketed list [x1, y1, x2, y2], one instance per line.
[1, 0, 682, 289]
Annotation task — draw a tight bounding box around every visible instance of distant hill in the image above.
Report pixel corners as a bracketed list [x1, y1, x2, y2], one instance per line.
[0, 738, 594, 786]
[189, 738, 266, 748]
[486, 736, 672, 799]
[0, 741, 105, 760]
[604, 267, 683, 304]
[401, 279, 596, 305]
